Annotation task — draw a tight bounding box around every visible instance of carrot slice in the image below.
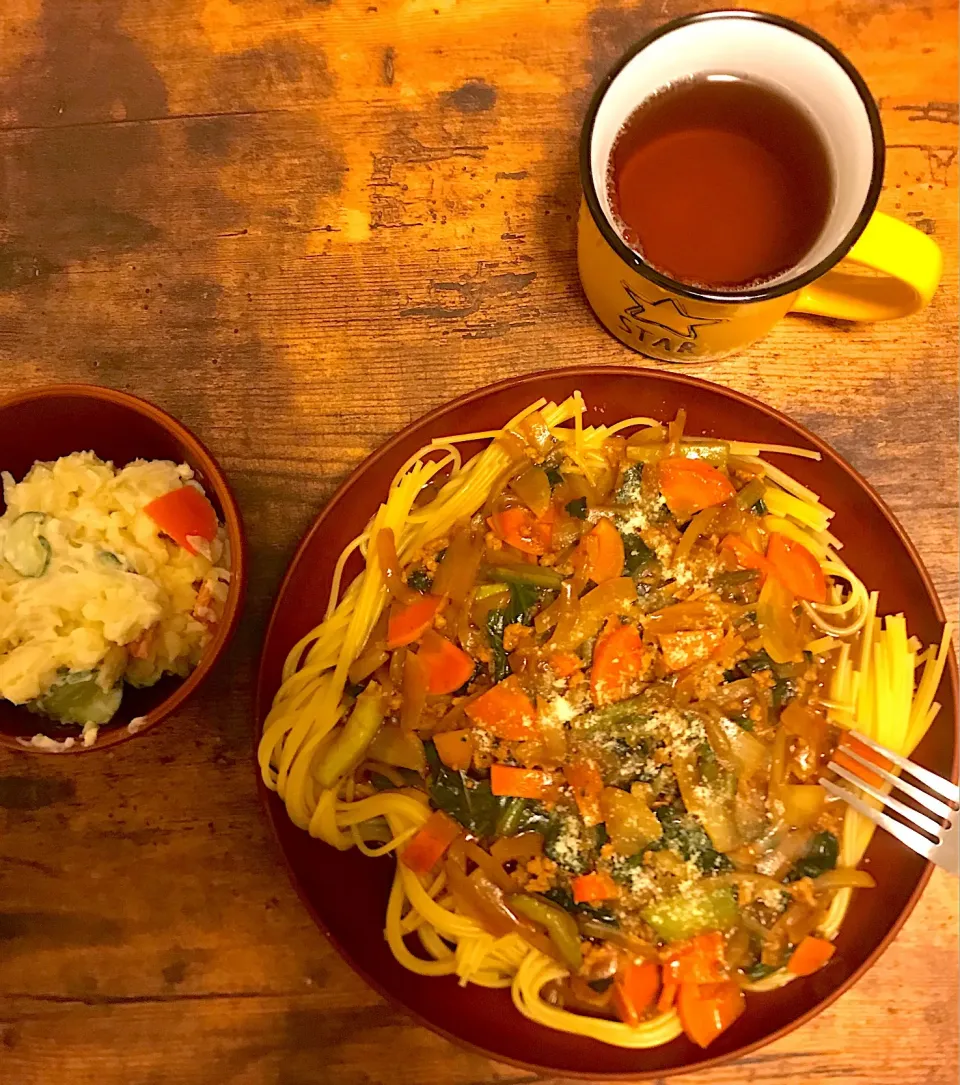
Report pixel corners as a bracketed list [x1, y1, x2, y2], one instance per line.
[418, 631, 475, 695]
[766, 533, 827, 603]
[144, 486, 218, 555]
[787, 935, 836, 976]
[613, 960, 661, 1026]
[489, 764, 554, 800]
[574, 518, 625, 584]
[591, 621, 645, 705]
[571, 871, 618, 904]
[663, 932, 727, 985]
[549, 652, 583, 678]
[659, 458, 736, 521]
[721, 534, 772, 578]
[563, 760, 604, 827]
[386, 594, 443, 649]
[433, 729, 475, 772]
[657, 980, 679, 1013]
[401, 809, 461, 874]
[489, 506, 554, 555]
[464, 676, 537, 740]
[677, 980, 745, 1048]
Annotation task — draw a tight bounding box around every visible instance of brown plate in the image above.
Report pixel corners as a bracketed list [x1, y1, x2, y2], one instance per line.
[0, 384, 247, 754]
[254, 366, 957, 1079]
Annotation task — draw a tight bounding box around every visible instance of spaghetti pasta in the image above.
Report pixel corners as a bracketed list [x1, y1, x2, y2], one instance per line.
[260, 394, 952, 1051]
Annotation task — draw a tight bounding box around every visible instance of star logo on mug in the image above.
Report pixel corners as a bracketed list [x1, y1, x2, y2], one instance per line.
[619, 285, 725, 342]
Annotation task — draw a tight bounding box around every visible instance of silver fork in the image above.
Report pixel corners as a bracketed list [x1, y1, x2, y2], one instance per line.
[819, 729, 959, 876]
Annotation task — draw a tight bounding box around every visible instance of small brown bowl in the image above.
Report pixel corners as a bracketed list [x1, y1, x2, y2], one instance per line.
[255, 366, 957, 1079]
[0, 384, 246, 754]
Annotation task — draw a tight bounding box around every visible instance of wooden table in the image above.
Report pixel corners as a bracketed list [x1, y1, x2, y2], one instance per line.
[0, 0, 956, 1082]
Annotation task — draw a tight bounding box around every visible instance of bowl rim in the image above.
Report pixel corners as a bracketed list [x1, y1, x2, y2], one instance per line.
[0, 382, 248, 754]
[253, 364, 957, 1080]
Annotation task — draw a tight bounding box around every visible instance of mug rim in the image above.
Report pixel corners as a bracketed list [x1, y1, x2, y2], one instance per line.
[578, 8, 886, 306]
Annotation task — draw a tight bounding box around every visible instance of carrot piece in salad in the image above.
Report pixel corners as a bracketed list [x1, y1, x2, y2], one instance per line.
[144, 486, 218, 555]
[465, 676, 537, 739]
[489, 764, 554, 800]
[591, 621, 646, 705]
[386, 594, 443, 648]
[563, 760, 605, 827]
[658, 458, 736, 520]
[417, 631, 475, 695]
[787, 935, 836, 976]
[766, 533, 828, 603]
[571, 871, 618, 904]
[677, 979, 745, 1048]
[489, 505, 554, 555]
[401, 809, 461, 874]
[574, 517, 625, 584]
[612, 960, 661, 1026]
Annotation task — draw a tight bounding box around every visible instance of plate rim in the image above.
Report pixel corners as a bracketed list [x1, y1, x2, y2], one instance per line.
[253, 364, 958, 1080]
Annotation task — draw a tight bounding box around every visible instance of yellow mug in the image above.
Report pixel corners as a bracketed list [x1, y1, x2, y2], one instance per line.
[577, 10, 942, 363]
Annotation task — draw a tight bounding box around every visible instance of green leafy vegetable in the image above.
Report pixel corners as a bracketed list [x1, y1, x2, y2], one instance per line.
[614, 463, 644, 505]
[621, 531, 655, 576]
[587, 976, 615, 993]
[545, 467, 564, 489]
[736, 650, 776, 675]
[772, 677, 797, 709]
[650, 803, 733, 874]
[406, 567, 433, 593]
[509, 801, 554, 836]
[542, 885, 619, 926]
[566, 497, 588, 520]
[544, 813, 594, 874]
[745, 961, 779, 980]
[423, 740, 507, 836]
[787, 831, 839, 881]
[486, 580, 541, 683]
[486, 609, 511, 683]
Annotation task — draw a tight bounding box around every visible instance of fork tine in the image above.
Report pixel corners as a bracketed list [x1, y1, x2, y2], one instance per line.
[836, 744, 955, 820]
[827, 761, 944, 838]
[819, 778, 940, 861]
[849, 730, 960, 805]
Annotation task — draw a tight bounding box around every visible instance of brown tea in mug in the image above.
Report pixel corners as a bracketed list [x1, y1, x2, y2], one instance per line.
[607, 75, 834, 290]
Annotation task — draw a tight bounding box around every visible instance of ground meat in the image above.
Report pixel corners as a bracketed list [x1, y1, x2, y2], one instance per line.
[523, 856, 559, 893]
[752, 669, 775, 691]
[503, 623, 533, 652]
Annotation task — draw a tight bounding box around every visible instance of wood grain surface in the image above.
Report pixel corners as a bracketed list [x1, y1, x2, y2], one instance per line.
[0, 0, 956, 1083]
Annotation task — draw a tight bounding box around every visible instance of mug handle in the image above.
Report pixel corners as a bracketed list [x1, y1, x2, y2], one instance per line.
[790, 211, 942, 322]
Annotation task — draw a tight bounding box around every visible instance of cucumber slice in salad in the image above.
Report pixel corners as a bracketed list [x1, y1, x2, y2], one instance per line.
[3, 512, 51, 577]
[29, 671, 123, 726]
